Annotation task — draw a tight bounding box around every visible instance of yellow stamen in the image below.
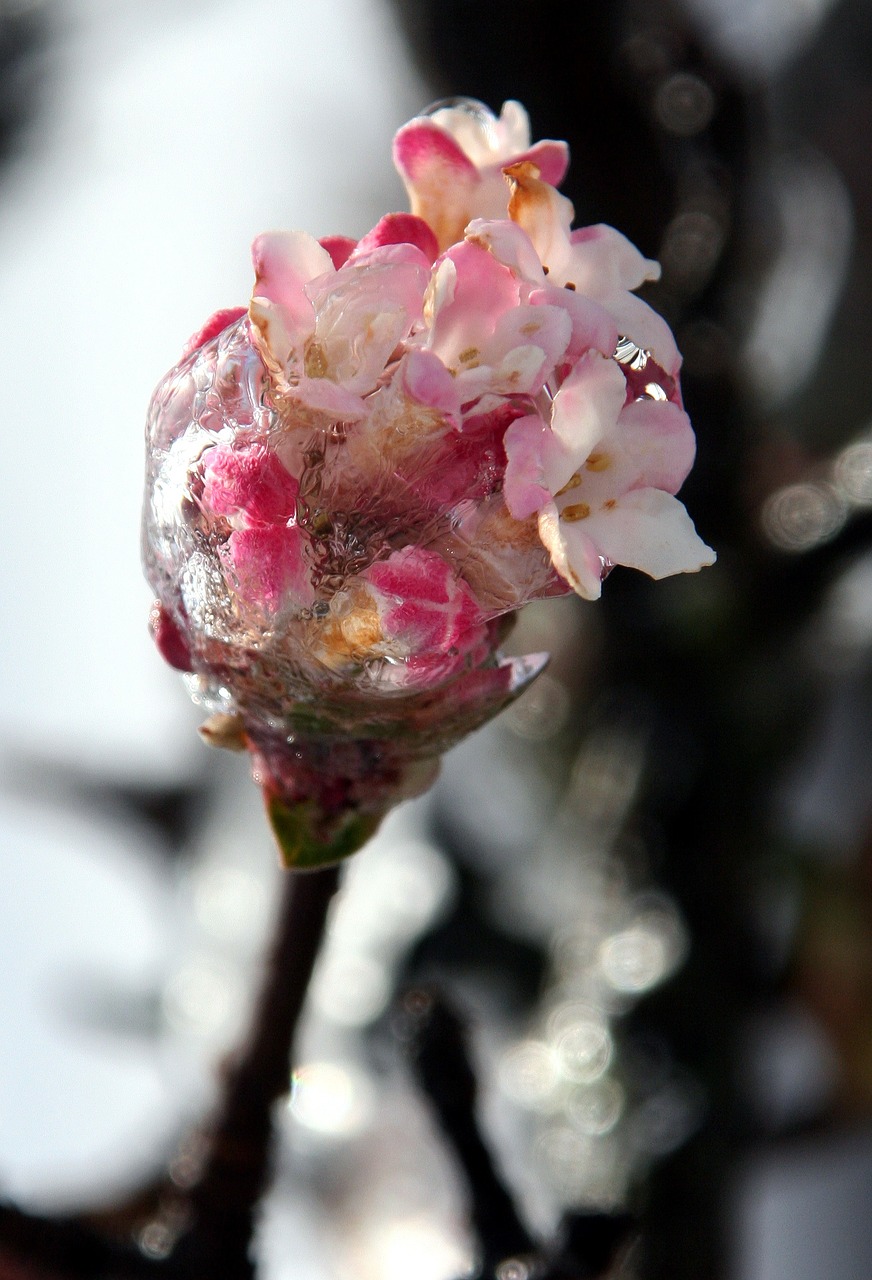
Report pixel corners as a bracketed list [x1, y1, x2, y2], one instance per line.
[562, 503, 591, 522]
[585, 452, 610, 472]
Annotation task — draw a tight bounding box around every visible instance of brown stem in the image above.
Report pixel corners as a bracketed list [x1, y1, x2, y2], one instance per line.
[175, 864, 341, 1278]
[0, 864, 342, 1280]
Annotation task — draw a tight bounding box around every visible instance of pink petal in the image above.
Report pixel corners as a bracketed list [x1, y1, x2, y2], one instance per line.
[568, 224, 661, 293]
[547, 352, 627, 491]
[252, 229, 334, 294]
[249, 230, 332, 374]
[519, 139, 570, 187]
[603, 290, 681, 377]
[548, 398, 694, 521]
[614, 399, 697, 494]
[319, 235, 357, 269]
[504, 413, 552, 519]
[399, 349, 462, 429]
[479, 302, 571, 394]
[393, 119, 479, 249]
[426, 239, 520, 372]
[223, 525, 314, 611]
[307, 245, 428, 393]
[529, 285, 618, 362]
[394, 118, 479, 184]
[353, 213, 439, 263]
[285, 376, 368, 422]
[202, 443, 300, 523]
[465, 217, 546, 282]
[365, 546, 485, 658]
[182, 307, 247, 358]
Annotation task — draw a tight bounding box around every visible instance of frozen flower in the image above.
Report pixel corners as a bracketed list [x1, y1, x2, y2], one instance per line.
[394, 98, 568, 250]
[143, 98, 713, 867]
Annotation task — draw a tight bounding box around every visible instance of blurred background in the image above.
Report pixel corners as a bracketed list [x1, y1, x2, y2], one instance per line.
[3, 0, 872, 1277]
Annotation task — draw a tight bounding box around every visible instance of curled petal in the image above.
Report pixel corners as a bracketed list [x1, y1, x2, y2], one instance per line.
[504, 413, 552, 519]
[576, 488, 716, 580]
[504, 161, 575, 280]
[521, 139, 570, 188]
[548, 352, 627, 492]
[393, 119, 479, 249]
[465, 217, 546, 283]
[353, 212, 439, 263]
[182, 307, 247, 358]
[538, 500, 605, 599]
[249, 230, 333, 378]
[602, 289, 681, 377]
[252, 229, 335, 294]
[568, 224, 661, 293]
[319, 235, 357, 269]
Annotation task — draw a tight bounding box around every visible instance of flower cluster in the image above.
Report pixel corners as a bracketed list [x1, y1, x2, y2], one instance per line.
[143, 99, 714, 866]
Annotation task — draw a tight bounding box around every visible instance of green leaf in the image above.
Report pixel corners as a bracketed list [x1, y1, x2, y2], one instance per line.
[266, 794, 382, 869]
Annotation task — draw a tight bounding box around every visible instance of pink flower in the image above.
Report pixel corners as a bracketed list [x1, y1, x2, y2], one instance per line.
[394, 99, 568, 251]
[143, 99, 713, 867]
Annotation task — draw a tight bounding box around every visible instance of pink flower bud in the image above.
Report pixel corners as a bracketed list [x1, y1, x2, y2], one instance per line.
[142, 99, 714, 867]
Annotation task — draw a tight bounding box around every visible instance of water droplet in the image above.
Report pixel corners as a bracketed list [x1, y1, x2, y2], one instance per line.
[422, 96, 496, 126]
[614, 335, 650, 370]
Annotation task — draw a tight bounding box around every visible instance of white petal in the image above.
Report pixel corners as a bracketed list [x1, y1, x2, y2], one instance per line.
[495, 100, 532, 155]
[584, 488, 716, 579]
[546, 352, 626, 492]
[538, 501, 604, 599]
[568, 224, 660, 293]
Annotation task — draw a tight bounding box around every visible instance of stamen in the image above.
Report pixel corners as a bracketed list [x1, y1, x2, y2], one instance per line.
[562, 503, 591, 522]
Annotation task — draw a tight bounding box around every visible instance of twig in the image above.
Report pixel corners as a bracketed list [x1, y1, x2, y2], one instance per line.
[397, 986, 535, 1274]
[0, 864, 341, 1280]
[174, 863, 341, 1277]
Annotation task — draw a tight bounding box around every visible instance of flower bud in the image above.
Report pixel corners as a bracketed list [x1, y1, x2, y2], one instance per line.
[142, 99, 713, 867]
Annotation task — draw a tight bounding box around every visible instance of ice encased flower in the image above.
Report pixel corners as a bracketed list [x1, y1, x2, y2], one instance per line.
[142, 99, 714, 867]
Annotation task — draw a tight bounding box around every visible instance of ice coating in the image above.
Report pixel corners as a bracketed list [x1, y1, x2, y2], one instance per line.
[142, 99, 714, 866]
